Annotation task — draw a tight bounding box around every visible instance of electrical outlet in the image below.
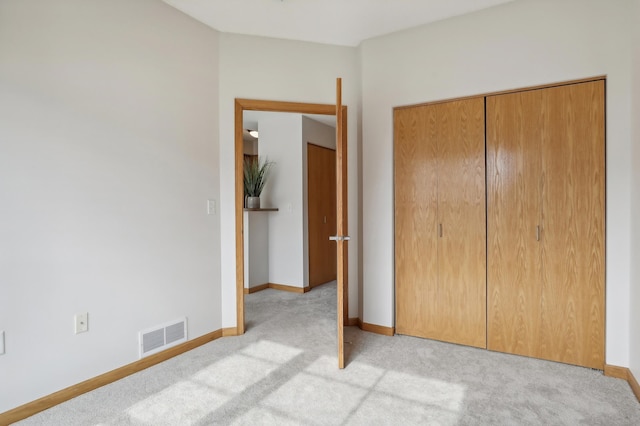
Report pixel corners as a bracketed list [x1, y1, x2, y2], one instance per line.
[75, 313, 88, 334]
[207, 199, 216, 215]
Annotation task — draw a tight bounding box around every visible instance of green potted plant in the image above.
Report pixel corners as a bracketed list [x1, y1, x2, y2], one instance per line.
[244, 156, 274, 209]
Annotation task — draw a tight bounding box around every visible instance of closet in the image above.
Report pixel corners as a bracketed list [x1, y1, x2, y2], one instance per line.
[486, 80, 605, 369]
[395, 97, 487, 348]
[394, 79, 605, 369]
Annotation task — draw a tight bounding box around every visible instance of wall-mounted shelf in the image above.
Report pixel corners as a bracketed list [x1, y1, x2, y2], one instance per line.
[243, 208, 279, 212]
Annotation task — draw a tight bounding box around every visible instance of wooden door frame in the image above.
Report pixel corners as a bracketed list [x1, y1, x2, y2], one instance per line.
[234, 98, 348, 334]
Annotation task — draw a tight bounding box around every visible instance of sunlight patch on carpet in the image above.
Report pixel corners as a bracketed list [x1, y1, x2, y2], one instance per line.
[240, 339, 303, 364]
[262, 373, 368, 424]
[305, 355, 385, 387]
[259, 355, 467, 425]
[192, 353, 278, 394]
[125, 339, 303, 424]
[126, 381, 227, 425]
[230, 407, 303, 426]
[375, 370, 466, 411]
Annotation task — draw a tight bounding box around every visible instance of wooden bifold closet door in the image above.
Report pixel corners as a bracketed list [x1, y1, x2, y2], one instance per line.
[486, 80, 605, 369]
[395, 97, 486, 348]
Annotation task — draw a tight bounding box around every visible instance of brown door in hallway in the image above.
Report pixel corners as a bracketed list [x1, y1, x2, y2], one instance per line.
[308, 143, 337, 288]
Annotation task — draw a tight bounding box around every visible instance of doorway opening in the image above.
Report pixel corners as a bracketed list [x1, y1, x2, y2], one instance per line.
[234, 98, 348, 336]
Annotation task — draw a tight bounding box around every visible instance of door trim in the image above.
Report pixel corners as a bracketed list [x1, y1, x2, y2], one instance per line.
[234, 98, 348, 335]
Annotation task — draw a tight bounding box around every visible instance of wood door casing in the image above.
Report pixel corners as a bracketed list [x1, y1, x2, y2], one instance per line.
[394, 97, 486, 348]
[487, 80, 605, 369]
[308, 143, 337, 287]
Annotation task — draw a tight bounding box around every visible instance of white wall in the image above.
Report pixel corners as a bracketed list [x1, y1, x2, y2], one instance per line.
[243, 211, 269, 288]
[361, 0, 634, 366]
[302, 117, 337, 150]
[259, 115, 306, 286]
[218, 34, 360, 327]
[629, 0, 640, 380]
[0, 0, 221, 412]
[302, 116, 337, 286]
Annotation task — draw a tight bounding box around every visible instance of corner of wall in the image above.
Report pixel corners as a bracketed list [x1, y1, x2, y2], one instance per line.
[628, 0, 640, 380]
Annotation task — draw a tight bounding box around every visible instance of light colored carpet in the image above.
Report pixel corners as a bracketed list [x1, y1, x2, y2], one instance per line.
[17, 282, 640, 425]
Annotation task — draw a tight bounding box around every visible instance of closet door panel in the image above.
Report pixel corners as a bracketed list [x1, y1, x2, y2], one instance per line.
[437, 98, 487, 348]
[539, 81, 605, 369]
[486, 91, 543, 357]
[394, 105, 439, 336]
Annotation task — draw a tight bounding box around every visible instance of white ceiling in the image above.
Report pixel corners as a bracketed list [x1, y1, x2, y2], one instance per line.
[163, 0, 515, 47]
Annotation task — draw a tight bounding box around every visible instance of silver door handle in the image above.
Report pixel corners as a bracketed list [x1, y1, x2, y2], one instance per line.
[329, 235, 351, 241]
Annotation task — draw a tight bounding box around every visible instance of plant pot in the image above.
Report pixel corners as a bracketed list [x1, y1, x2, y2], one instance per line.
[246, 196, 260, 209]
